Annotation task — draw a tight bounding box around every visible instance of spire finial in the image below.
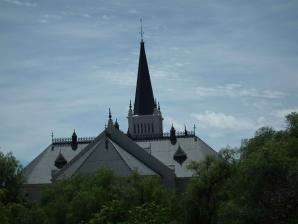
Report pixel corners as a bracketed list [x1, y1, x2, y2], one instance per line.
[51, 131, 54, 150]
[129, 100, 132, 110]
[193, 124, 196, 135]
[109, 108, 112, 119]
[140, 18, 144, 41]
[158, 102, 160, 111]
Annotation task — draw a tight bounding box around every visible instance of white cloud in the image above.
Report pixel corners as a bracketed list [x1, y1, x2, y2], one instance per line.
[196, 83, 286, 99]
[272, 107, 298, 119]
[191, 111, 265, 131]
[3, 0, 36, 7]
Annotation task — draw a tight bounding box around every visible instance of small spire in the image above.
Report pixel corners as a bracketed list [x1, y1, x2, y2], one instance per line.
[140, 18, 144, 42]
[158, 102, 160, 111]
[108, 108, 113, 127]
[129, 100, 132, 110]
[114, 118, 119, 129]
[71, 129, 78, 150]
[170, 124, 177, 145]
[154, 99, 157, 108]
[109, 108, 112, 119]
[193, 124, 196, 135]
[51, 131, 54, 150]
[184, 125, 188, 136]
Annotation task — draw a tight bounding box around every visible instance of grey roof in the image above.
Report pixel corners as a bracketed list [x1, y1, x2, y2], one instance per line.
[23, 143, 88, 184]
[136, 136, 217, 177]
[53, 125, 175, 187]
[24, 125, 215, 187]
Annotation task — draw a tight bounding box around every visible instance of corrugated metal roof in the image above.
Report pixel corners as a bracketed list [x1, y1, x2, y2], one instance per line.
[136, 136, 217, 177]
[23, 143, 88, 184]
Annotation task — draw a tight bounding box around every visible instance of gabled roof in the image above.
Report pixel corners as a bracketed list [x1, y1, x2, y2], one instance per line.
[53, 125, 176, 188]
[23, 143, 88, 184]
[133, 41, 155, 115]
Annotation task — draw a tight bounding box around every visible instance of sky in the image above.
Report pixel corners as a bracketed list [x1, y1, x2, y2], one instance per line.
[1, 0, 298, 166]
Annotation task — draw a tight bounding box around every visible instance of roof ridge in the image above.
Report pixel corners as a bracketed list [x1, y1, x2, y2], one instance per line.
[52, 131, 106, 181]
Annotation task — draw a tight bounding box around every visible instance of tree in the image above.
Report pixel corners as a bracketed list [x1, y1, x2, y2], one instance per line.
[41, 169, 177, 224]
[183, 150, 235, 224]
[218, 113, 298, 224]
[0, 152, 24, 204]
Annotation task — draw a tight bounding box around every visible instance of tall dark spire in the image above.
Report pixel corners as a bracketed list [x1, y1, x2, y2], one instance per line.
[134, 35, 155, 115]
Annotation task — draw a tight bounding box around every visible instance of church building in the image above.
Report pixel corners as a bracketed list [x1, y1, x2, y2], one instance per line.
[23, 34, 217, 201]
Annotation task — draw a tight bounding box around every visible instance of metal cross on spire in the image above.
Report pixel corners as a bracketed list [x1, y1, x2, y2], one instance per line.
[140, 18, 144, 41]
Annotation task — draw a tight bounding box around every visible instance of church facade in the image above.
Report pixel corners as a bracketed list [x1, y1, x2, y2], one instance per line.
[23, 38, 217, 201]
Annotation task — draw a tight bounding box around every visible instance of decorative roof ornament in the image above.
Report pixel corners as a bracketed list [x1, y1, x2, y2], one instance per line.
[158, 102, 160, 111]
[140, 18, 144, 42]
[51, 131, 54, 151]
[173, 145, 187, 165]
[54, 150, 67, 169]
[71, 129, 78, 150]
[108, 108, 113, 127]
[114, 118, 119, 130]
[184, 125, 188, 136]
[193, 124, 196, 135]
[109, 108, 112, 119]
[170, 124, 177, 145]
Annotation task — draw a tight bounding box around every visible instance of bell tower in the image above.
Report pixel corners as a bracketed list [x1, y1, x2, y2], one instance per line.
[127, 20, 163, 139]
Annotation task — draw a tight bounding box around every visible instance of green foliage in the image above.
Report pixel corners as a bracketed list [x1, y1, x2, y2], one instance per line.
[184, 153, 235, 224]
[1, 112, 298, 224]
[0, 152, 24, 204]
[40, 169, 177, 224]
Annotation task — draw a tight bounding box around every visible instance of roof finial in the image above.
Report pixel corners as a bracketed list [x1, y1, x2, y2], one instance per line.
[109, 108, 112, 119]
[129, 100, 132, 110]
[140, 18, 144, 42]
[51, 131, 54, 150]
[193, 124, 196, 135]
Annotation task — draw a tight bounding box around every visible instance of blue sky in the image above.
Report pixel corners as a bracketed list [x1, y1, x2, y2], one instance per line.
[1, 0, 298, 165]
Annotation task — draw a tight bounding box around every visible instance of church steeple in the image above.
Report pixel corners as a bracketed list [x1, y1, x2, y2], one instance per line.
[133, 21, 155, 115]
[127, 22, 163, 139]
